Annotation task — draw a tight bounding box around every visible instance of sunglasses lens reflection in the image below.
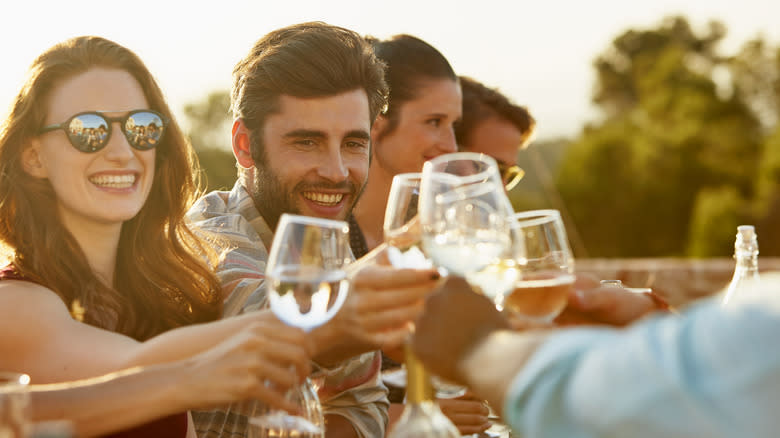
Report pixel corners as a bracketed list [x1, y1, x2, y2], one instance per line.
[124, 111, 164, 150]
[67, 113, 109, 152]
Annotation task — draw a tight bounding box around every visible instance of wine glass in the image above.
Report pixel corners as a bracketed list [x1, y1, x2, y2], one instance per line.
[383, 172, 432, 270]
[418, 153, 516, 400]
[0, 372, 30, 438]
[383, 172, 467, 399]
[418, 152, 514, 282]
[250, 214, 352, 435]
[500, 209, 575, 322]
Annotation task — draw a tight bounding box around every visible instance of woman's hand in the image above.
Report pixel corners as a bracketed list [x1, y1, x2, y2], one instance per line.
[181, 311, 312, 413]
[438, 392, 492, 435]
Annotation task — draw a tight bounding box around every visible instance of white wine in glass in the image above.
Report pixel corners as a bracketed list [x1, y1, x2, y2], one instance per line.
[251, 214, 352, 435]
[419, 152, 514, 278]
[383, 172, 464, 399]
[502, 209, 575, 321]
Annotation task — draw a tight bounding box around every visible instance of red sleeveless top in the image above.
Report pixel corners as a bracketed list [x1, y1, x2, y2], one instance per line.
[0, 265, 188, 438]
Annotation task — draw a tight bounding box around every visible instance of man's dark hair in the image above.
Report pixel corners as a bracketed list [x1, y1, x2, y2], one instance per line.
[232, 21, 388, 165]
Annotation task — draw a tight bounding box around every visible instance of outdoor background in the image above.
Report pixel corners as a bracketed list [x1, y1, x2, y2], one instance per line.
[4, 0, 780, 259]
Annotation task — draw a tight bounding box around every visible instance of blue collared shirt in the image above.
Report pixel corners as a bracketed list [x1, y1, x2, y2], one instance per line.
[504, 279, 780, 437]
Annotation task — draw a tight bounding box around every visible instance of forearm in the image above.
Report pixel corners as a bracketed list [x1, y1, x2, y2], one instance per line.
[31, 363, 191, 437]
[123, 312, 255, 368]
[458, 330, 548, 410]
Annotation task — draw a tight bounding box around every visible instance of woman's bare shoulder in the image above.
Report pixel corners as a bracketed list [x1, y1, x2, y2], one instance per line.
[0, 279, 70, 320]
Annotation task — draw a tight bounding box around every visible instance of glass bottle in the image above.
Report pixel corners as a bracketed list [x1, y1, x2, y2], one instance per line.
[722, 225, 760, 306]
[387, 343, 460, 438]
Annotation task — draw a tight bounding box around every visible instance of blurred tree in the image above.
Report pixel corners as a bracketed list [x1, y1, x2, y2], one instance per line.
[729, 37, 780, 129]
[556, 16, 765, 257]
[182, 90, 236, 191]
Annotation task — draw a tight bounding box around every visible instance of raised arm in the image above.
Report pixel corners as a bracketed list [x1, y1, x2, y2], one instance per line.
[31, 320, 312, 437]
[0, 280, 308, 384]
[415, 277, 780, 438]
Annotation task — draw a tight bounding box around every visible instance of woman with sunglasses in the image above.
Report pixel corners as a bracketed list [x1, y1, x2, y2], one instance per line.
[0, 36, 312, 437]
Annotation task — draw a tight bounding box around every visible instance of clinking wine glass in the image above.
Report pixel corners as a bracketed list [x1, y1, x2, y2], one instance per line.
[383, 172, 431, 270]
[383, 172, 463, 399]
[499, 209, 575, 322]
[249, 214, 352, 436]
[418, 153, 515, 398]
[418, 152, 514, 283]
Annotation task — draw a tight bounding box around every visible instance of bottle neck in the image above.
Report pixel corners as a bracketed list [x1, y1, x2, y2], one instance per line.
[404, 342, 434, 404]
[734, 249, 759, 273]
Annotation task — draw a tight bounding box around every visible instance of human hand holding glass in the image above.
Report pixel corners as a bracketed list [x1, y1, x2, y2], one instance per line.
[250, 214, 352, 435]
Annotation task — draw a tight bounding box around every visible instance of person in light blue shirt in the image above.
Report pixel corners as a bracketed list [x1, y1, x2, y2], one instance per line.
[413, 276, 780, 438]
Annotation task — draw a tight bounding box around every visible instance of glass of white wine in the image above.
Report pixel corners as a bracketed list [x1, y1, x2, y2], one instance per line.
[383, 172, 465, 399]
[418, 152, 514, 283]
[501, 209, 575, 322]
[418, 153, 515, 400]
[250, 214, 352, 435]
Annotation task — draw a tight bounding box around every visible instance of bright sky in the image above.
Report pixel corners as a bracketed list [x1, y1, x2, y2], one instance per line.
[3, 0, 780, 141]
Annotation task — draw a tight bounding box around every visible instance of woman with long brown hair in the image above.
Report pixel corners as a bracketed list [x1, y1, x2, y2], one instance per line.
[0, 36, 311, 437]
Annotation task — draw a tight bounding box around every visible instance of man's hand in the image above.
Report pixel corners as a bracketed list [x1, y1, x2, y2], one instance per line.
[311, 264, 440, 366]
[412, 277, 510, 383]
[555, 274, 658, 327]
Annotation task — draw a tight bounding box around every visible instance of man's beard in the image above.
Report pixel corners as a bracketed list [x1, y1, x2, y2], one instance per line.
[249, 163, 365, 231]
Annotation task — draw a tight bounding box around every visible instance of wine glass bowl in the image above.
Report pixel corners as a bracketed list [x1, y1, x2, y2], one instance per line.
[419, 153, 514, 277]
[502, 209, 575, 322]
[383, 173, 431, 269]
[253, 214, 352, 435]
[266, 215, 351, 332]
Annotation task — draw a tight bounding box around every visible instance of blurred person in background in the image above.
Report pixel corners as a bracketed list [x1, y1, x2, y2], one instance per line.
[455, 75, 536, 192]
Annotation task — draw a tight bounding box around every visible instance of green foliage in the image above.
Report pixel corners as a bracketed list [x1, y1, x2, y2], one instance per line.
[181, 90, 236, 192]
[686, 187, 744, 257]
[195, 147, 237, 192]
[552, 15, 773, 257]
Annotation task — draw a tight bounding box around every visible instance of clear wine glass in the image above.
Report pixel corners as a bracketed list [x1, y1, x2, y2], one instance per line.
[418, 153, 516, 400]
[500, 209, 575, 322]
[418, 152, 514, 282]
[382, 172, 465, 399]
[383, 172, 431, 270]
[250, 214, 352, 435]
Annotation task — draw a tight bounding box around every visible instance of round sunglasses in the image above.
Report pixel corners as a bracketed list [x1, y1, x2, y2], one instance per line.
[38, 110, 168, 153]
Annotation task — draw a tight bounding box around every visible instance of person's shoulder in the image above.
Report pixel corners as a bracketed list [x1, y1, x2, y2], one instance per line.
[0, 279, 65, 303]
[188, 190, 232, 219]
[0, 280, 70, 324]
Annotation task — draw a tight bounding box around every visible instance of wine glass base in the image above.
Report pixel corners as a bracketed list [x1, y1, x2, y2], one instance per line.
[249, 412, 322, 434]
